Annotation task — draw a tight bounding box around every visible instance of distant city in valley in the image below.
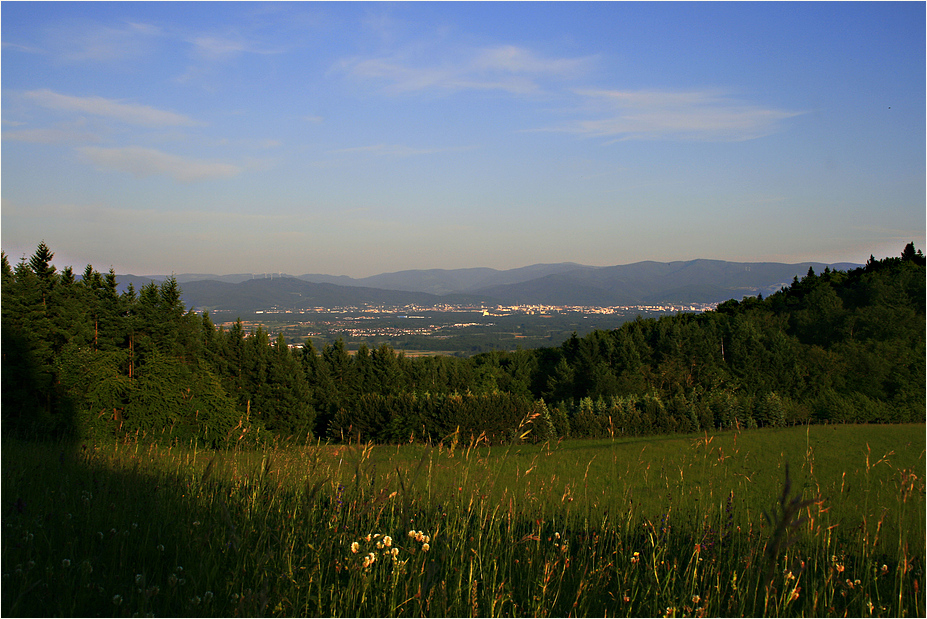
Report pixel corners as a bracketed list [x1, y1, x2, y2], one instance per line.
[210, 304, 701, 356]
[115, 257, 859, 355]
[247, 302, 717, 315]
[210, 301, 717, 355]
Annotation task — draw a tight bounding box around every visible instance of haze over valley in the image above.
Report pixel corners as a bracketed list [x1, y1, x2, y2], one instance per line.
[119, 258, 862, 312]
[110, 257, 861, 353]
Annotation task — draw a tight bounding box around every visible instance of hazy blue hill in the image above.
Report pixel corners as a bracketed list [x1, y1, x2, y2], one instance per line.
[116, 275, 160, 293]
[117, 273, 282, 292]
[474, 272, 630, 306]
[173, 273, 257, 284]
[295, 273, 360, 286]
[460, 263, 588, 292]
[627, 260, 855, 290]
[586, 260, 776, 302]
[178, 277, 494, 313]
[118, 259, 863, 311]
[297, 263, 588, 295]
[346, 267, 500, 295]
[472, 260, 861, 305]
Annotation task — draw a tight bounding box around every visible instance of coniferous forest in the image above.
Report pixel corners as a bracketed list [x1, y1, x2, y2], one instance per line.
[2, 243, 924, 446]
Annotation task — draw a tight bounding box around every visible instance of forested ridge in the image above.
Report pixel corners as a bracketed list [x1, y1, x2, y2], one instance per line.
[2, 243, 923, 445]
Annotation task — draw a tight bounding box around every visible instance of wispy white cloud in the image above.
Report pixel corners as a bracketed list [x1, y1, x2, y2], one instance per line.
[191, 33, 282, 60]
[473, 45, 588, 76]
[78, 146, 241, 183]
[329, 143, 474, 157]
[24, 89, 199, 127]
[175, 31, 282, 87]
[554, 89, 803, 142]
[193, 35, 250, 58]
[338, 45, 595, 95]
[1, 41, 45, 55]
[43, 21, 162, 63]
[2, 124, 101, 145]
[29, 17, 278, 71]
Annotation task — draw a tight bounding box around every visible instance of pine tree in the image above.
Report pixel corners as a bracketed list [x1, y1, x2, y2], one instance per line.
[266, 334, 315, 438]
[371, 343, 404, 396]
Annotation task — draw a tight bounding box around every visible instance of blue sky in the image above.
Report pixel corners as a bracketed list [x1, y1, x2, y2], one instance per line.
[2, 2, 924, 277]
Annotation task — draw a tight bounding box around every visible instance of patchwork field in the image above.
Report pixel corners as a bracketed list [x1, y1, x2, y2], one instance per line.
[2, 423, 924, 617]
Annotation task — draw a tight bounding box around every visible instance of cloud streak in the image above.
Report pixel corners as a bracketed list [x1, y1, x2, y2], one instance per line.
[78, 146, 241, 183]
[191, 33, 282, 60]
[2, 123, 100, 145]
[338, 44, 595, 95]
[24, 89, 199, 127]
[557, 89, 803, 142]
[329, 143, 474, 157]
[40, 21, 162, 63]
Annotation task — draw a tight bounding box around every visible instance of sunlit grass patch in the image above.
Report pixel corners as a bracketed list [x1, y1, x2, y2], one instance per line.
[2, 423, 923, 617]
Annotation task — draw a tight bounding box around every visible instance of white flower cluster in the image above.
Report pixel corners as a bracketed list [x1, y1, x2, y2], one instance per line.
[408, 530, 431, 552]
[348, 533, 403, 569]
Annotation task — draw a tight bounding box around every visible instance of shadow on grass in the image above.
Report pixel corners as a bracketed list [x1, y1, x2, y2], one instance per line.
[2, 430, 924, 617]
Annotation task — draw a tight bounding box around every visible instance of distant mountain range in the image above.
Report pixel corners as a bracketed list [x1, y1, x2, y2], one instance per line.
[116, 259, 861, 313]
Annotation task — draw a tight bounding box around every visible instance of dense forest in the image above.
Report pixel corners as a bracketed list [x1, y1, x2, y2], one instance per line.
[2, 243, 924, 445]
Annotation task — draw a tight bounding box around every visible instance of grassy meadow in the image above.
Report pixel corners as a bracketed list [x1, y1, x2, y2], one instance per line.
[2, 423, 924, 617]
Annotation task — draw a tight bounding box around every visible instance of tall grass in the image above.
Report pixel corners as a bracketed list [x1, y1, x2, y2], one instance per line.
[2, 424, 923, 616]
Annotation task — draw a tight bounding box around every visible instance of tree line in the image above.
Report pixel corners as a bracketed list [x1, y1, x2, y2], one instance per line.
[2, 243, 923, 445]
